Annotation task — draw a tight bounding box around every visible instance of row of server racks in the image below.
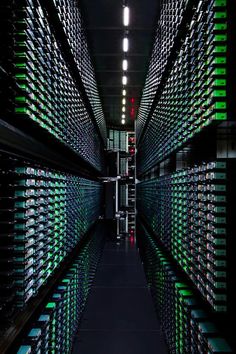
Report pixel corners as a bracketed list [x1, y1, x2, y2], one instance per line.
[0, 0, 107, 353]
[136, 0, 235, 353]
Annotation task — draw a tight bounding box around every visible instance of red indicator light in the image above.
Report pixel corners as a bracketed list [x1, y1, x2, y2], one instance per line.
[130, 107, 135, 120]
[130, 236, 135, 245]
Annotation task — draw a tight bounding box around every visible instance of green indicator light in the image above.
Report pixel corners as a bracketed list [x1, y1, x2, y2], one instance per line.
[15, 107, 28, 113]
[179, 289, 193, 297]
[214, 68, 226, 75]
[15, 73, 27, 79]
[175, 282, 187, 289]
[16, 96, 26, 102]
[213, 79, 226, 86]
[46, 302, 56, 309]
[214, 34, 227, 42]
[213, 57, 227, 64]
[19, 84, 28, 90]
[214, 12, 227, 19]
[213, 90, 226, 97]
[214, 46, 227, 53]
[213, 0, 226, 5]
[15, 63, 27, 68]
[214, 112, 227, 120]
[214, 23, 227, 30]
[15, 52, 27, 57]
[15, 42, 26, 46]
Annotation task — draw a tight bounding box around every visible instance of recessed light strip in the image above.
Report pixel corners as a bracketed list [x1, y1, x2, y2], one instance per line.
[122, 75, 127, 85]
[122, 59, 128, 71]
[123, 6, 129, 26]
[121, 3, 130, 125]
[123, 37, 129, 52]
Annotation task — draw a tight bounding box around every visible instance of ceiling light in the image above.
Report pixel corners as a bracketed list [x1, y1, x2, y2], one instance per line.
[122, 106, 126, 112]
[122, 59, 128, 71]
[122, 89, 126, 96]
[122, 98, 126, 105]
[122, 75, 127, 85]
[123, 6, 130, 26]
[121, 119, 125, 125]
[123, 37, 129, 52]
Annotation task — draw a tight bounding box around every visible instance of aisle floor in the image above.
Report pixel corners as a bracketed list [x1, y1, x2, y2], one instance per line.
[72, 234, 167, 354]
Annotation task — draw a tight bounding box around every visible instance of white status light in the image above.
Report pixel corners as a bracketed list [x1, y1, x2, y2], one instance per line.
[122, 98, 126, 105]
[122, 89, 127, 96]
[122, 106, 126, 112]
[121, 119, 125, 125]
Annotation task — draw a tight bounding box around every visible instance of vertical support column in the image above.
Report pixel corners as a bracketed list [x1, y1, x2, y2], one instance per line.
[116, 151, 120, 236]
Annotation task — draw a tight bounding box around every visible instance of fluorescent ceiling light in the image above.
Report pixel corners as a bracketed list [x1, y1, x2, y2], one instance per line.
[122, 98, 126, 105]
[121, 119, 125, 125]
[122, 75, 127, 85]
[122, 89, 126, 96]
[122, 59, 128, 71]
[122, 106, 126, 112]
[123, 6, 129, 26]
[123, 37, 129, 52]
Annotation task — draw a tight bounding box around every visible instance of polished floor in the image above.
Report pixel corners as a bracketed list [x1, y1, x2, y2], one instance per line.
[72, 233, 168, 354]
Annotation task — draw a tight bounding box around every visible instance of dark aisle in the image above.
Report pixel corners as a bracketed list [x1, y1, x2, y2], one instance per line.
[72, 234, 167, 354]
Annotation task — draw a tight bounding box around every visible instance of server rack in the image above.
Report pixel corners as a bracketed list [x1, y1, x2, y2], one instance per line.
[107, 130, 136, 237]
[0, 0, 106, 352]
[127, 132, 136, 236]
[136, 0, 235, 352]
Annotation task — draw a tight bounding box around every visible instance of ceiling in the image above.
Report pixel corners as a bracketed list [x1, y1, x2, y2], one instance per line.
[80, 0, 160, 130]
